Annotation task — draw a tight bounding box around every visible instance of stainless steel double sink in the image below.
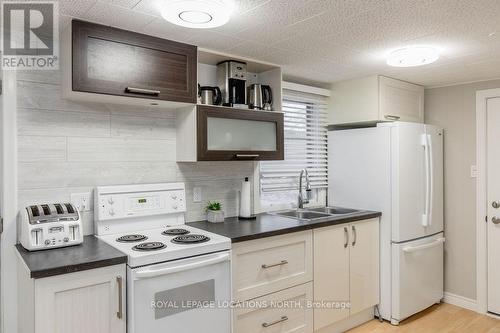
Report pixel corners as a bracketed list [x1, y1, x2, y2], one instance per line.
[270, 207, 361, 221]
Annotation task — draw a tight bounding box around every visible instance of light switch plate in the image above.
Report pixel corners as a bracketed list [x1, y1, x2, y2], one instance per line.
[71, 192, 92, 212]
[470, 165, 478, 178]
[193, 187, 202, 203]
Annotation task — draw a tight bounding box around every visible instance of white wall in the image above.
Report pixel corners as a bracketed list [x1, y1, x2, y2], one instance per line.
[16, 70, 254, 234]
[425, 79, 500, 300]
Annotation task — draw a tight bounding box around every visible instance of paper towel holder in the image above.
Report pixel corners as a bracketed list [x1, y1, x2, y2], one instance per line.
[239, 177, 256, 220]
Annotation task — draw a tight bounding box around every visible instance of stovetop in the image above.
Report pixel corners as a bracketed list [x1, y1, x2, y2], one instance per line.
[98, 225, 231, 268]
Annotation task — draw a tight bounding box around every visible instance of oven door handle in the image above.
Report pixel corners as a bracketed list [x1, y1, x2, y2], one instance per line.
[133, 252, 230, 280]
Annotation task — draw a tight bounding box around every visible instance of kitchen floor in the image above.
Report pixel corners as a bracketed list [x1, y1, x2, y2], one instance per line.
[348, 304, 500, 333]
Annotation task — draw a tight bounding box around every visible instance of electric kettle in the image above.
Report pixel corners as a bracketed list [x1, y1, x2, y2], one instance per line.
[199, 85, 222, 105]
[248, 84, 273, 110]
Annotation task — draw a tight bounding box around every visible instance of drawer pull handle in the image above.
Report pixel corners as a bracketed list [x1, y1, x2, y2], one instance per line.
[125, 87, 160, 96]
[344, 227, 349, 248]
[261, 260, 288, 269]
[262, 316, 288, 328]
[384, 114, 401, 121]
[235, 154, 260, 159]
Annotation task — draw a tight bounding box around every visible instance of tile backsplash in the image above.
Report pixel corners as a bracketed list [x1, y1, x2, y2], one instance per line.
[17, 70, 254, 235]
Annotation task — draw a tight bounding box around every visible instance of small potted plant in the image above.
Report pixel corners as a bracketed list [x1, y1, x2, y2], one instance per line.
[206, 201, 225, 223]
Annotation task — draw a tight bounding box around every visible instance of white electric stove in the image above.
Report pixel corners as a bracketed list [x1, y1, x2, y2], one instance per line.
[98, 224, 231, 268]
[94, 183, 231, 333]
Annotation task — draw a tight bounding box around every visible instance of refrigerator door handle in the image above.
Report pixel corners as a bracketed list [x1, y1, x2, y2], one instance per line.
[403, 237, 445, 253]
[421, 134, 431, 227]
[427, 134, 434, 227]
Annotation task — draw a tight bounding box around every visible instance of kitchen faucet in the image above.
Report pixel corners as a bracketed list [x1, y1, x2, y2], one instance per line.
[298, 168, 312, 209]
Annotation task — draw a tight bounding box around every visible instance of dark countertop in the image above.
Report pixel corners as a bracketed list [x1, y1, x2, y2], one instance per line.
[16, 235, 127, 279]
[187, 209, 381, 243]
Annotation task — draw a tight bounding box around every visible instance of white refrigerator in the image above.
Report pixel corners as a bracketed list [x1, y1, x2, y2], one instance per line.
[329, 122, 444, 325]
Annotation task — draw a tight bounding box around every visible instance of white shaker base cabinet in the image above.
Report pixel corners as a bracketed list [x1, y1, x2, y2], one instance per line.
[233, 283, 314, 333]
[313, 218, 379, 331]
[313, 223, 350, 327]
[18, 263, 126, 333]
[232, 230, 313, 301]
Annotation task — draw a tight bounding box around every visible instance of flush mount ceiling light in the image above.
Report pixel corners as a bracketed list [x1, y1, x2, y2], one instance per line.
[162, 0, 234, 28]
[386, 46, 440, 67]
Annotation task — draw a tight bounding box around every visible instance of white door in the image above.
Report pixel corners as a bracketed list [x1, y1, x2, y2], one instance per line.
[486, 97, 500, 315]
[391, 122, 427, 242]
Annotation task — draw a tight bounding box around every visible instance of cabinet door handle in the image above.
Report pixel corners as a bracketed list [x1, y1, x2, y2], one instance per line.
[235, 154, 260, 159]
[116, 276, 123, 319]
[352, 225, 357, 246]
[262, 260, 288, 269]
[262, 316, 288, 327]
[384, 114, 401, 120]
[125, 87, 160, 96]
[344, 227, 349, 248]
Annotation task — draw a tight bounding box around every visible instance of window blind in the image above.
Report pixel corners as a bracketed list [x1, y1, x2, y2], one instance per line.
[260, 87, 329, 192]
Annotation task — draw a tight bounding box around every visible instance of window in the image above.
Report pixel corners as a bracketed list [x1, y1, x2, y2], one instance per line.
[260, 83, 329, 211]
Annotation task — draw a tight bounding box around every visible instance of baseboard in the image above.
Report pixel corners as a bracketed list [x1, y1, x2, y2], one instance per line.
[443, 292, 478, 312]
[314, 307, 374, 333]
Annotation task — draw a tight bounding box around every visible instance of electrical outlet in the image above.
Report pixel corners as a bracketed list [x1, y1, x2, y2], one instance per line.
[193, 187, 202, 203]
[71, 192, 92, 212]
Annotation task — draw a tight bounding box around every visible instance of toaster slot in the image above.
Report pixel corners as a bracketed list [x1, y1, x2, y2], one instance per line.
[30, 205, 40, 217]
[54, 204, 64, 214]
[65, 203, 75, 214]
[41, 204, 51, 216]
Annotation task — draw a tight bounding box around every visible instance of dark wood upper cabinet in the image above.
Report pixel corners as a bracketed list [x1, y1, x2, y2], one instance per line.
[71, 20, 197, 104]
[195, 105, 284, 161]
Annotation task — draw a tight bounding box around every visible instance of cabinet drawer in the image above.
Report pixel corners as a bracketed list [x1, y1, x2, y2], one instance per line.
[232, 231, 313, 301]
[71, 20, 197, 104]
[234, 282, 313, 333]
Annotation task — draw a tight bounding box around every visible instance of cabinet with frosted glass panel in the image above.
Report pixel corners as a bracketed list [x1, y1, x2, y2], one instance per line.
[176, 105, 284, 161]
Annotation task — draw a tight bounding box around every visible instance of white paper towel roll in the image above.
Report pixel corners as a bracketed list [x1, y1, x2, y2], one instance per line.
[239, 177, 251, 218]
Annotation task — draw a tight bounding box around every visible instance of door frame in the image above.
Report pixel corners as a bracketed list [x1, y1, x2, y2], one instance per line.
[476, 88, 500, 315]
[1, 69, 18, 333]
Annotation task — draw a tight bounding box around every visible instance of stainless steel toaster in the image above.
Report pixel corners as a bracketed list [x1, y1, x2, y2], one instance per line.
[19, 203, 83, 251]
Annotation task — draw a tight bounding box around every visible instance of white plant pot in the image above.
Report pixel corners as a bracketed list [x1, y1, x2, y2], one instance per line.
[207, 210, 225, 223]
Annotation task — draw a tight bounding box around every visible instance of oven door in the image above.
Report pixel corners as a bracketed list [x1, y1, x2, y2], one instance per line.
[128, 251, 231, 333]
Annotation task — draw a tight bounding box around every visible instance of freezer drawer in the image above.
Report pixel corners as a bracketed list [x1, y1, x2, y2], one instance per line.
[391, 233, 444, 323]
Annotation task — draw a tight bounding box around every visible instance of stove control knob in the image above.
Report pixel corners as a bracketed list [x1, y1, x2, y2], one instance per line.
[171, 194, 178, 200]
[172, 205, 178, 210]
[108, 198, 114, 205]
[109, 209, 115, 216]
[44, 239, 51, 246]
[63, 237, 69, 242]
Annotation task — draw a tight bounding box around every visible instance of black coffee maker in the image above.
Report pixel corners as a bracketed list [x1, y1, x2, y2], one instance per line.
[217, 60, 247, 108]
